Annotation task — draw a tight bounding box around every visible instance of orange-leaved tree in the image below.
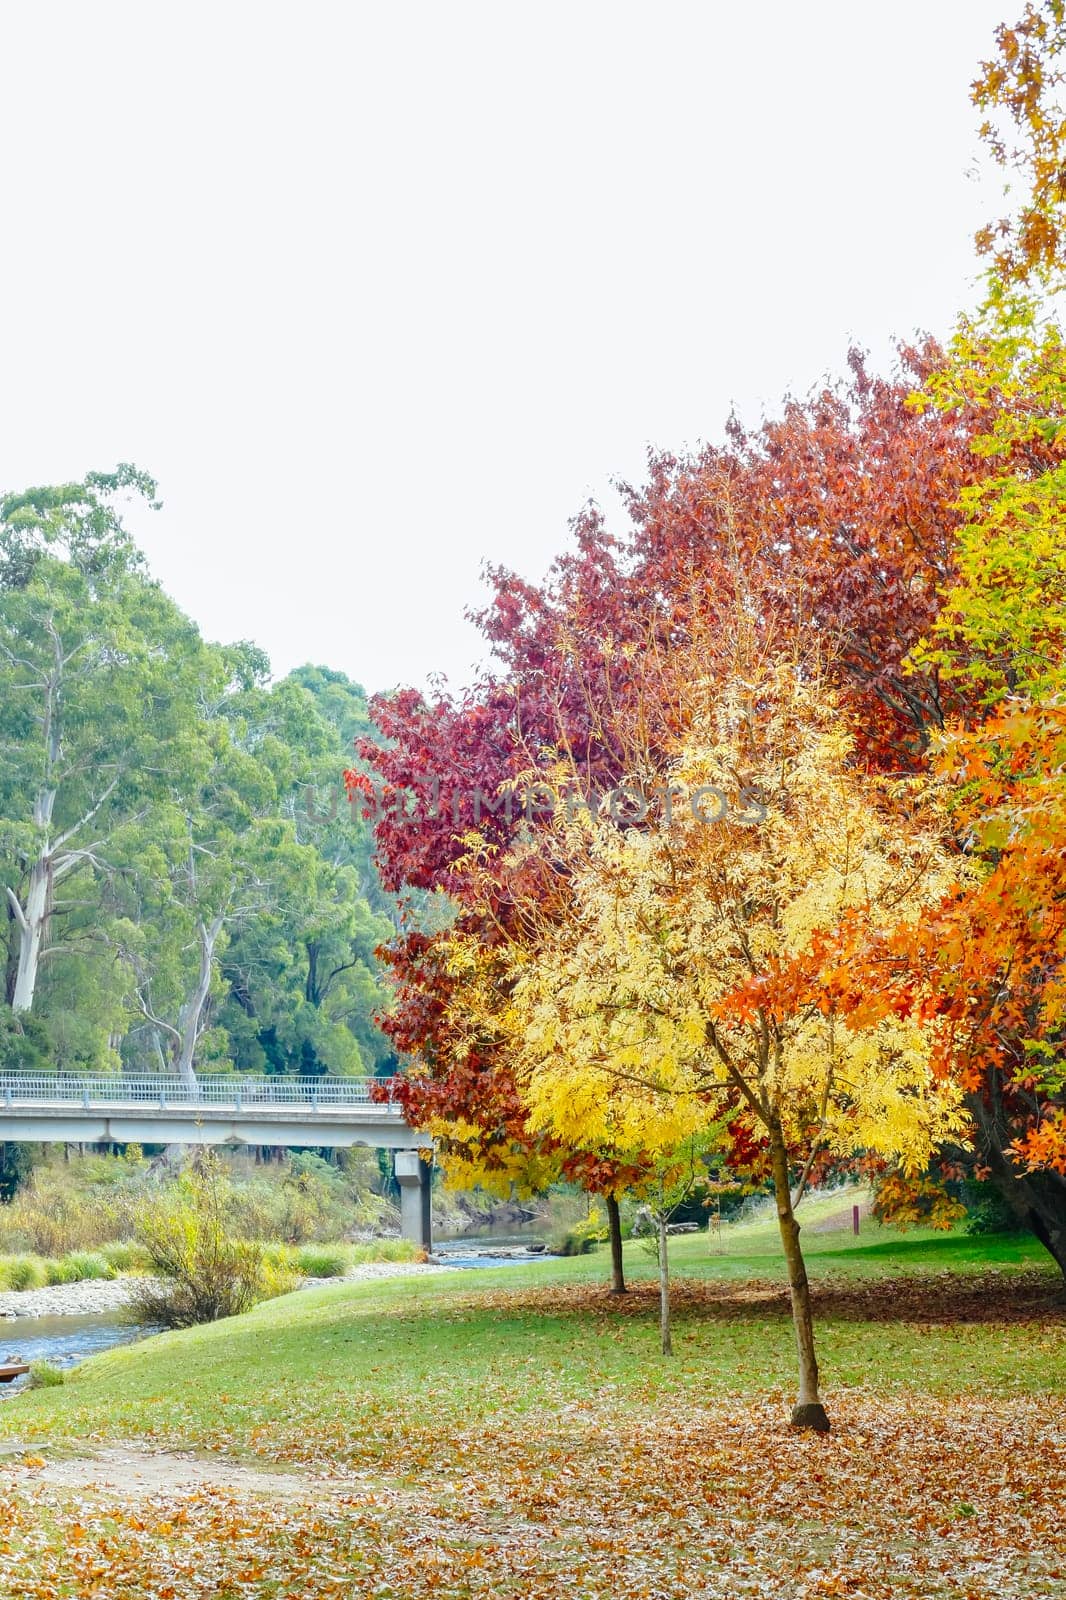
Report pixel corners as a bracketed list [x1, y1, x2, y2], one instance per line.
[494, 656, 967, 1429]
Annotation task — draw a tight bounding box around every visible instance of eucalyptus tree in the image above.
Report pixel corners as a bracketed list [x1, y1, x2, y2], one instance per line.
[112, 691, 309, 1085]
[0, 473, 398, 1089]
[0, 470, 218, 1026]
[216, 671, 396, 1079]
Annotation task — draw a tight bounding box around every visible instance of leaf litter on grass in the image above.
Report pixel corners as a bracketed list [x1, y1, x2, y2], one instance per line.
[1, 1391, 1064, 1599]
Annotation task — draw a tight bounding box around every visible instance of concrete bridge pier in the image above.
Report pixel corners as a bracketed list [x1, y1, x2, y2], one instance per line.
[394, 1149, 433, 1252]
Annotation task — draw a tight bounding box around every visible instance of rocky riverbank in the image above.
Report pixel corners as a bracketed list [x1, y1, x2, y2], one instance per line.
[0, 1247, 557, 1321]
[0, 1277, 137, 1320]
[1, 1260, 444, 1321]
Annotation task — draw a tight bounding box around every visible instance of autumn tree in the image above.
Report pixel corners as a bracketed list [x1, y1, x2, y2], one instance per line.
[355, 538, 684, 1284]
[856, 5, 1066, 1268]
[972, 0, 1066, 286]
[870, 289, 1066, 1269]
[488, 657, 966, 1429]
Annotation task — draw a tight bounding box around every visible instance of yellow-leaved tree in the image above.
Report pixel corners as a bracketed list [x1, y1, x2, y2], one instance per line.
[501, 662, 968, 1430]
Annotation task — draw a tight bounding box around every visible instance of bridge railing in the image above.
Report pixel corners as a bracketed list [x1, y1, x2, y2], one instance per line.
[0, 1073, 399, 1111]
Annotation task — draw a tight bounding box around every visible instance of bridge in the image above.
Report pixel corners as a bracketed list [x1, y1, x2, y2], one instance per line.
[0, 1073, 434, 1249]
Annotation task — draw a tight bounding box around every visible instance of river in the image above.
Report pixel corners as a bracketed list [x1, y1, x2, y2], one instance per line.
[433, 1231, 550, 1268]
[1, 1239, 551, 1395]
[1, 1311, 157, 1397]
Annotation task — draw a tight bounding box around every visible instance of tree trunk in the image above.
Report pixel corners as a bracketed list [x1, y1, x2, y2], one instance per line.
[770, 1121, 829, 1431]
[606, 1194, 626, 1294]
[5, 894, 20, 1008]
[968, 1092, 1066, 1283]
[9, 852, 52, 1015]
[989, 1159, 1066, 1281]
[175, 916, 224, 1089]
[658, 1207, 672, 1356]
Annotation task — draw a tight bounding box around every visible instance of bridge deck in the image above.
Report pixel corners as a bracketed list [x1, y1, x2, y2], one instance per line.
[0, 1073, 431, 1150]
[0, 1072, 434, 1245]
[0, 1072, 396, 1109]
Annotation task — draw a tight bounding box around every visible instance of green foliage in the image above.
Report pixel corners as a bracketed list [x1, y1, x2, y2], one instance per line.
[0, 1255, 45, 1291]
[0, 472, 396, 1087]
[295, 1245, 349, 1278]
[658, 1180, 752, 1228]
[550, 1205, 608, 1257]
[129, 1156, 274, 1329]
[961, 1180, 1030, 1237]
[0, 1140, 35, 1203]
[0, 1014, 50, 1075]
[26, 1361, 65, 1389]
[0, 1249, 126, 1291]
[44, 1252, 115, 1286]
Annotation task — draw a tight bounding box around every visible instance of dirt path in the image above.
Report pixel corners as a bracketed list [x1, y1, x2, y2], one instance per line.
[24, 1443, 323, 1499]
[0, 1442, 324, 1500]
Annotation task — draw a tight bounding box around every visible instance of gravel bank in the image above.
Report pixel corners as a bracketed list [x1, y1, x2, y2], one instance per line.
[1, 1260, 443, 1320]
[0, 1277, 137, 1320]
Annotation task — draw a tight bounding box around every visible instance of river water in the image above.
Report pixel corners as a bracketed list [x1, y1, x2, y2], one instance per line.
[1, 1237, 551, 1396]
[1, 1311, 155, 1397]
[433, 1231, 550, 1269]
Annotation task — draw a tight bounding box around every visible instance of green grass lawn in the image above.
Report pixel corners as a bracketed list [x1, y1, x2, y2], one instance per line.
[2, 1216, 1061, 1455]
[1, 1216, 1063, 1598]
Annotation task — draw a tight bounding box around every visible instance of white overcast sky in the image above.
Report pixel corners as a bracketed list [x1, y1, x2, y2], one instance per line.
[1, 1, 1011, 698]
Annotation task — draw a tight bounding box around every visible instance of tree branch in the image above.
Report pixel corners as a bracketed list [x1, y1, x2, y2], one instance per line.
[5, 886, 27, 933]
[52, 775, 120, 854]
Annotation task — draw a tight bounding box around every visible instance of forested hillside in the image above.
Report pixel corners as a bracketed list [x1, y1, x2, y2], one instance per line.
[0, 470, 396, 1084]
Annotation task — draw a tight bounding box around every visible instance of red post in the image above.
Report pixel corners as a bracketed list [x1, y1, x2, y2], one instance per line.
[852, 1203, 860, 1236]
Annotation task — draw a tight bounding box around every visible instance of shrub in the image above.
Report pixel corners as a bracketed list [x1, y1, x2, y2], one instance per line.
[28, 1361, 65, 1389]
[260, 1254, 300, 1300]
[962, 1183, 1028, 1236]
[129, 1156, 273, 1329]
[1, 1255, 46, 1292]
[1, 1156, 136, 1255]
[549, 1207, 608, 1257]
[295, 1245, 349, 1278]
[0, 1145, 395, 1257]
[45, 1252, 115, 1286]
[349, 1238, 419, 1264]
[99, 1240, 153, 1274]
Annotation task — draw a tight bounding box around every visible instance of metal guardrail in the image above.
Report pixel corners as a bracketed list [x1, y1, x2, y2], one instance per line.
[0, 1073, 400, 1112]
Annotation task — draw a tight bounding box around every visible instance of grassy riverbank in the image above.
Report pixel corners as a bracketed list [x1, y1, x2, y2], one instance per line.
[1, 1219, 1063, 1598]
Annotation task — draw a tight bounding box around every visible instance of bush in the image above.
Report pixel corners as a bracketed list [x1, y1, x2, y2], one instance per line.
[28, 1361, 64, 1389]
[349, 1238, 419, 1264]
[260, 1254, 301, 1300]
[1, 1155, 138, 1256]
[129, 1156, 274, 1329]
[0, 1144, 396, 1257]
[295, 1245, 349, 1278]
[550, 1207, 608, 1257]
[1, 1255, 46, 1292]
[962, 1183, 1028, 1236]
[45, 1252, 115, 1286]
[100, 1240, 153, 1274]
